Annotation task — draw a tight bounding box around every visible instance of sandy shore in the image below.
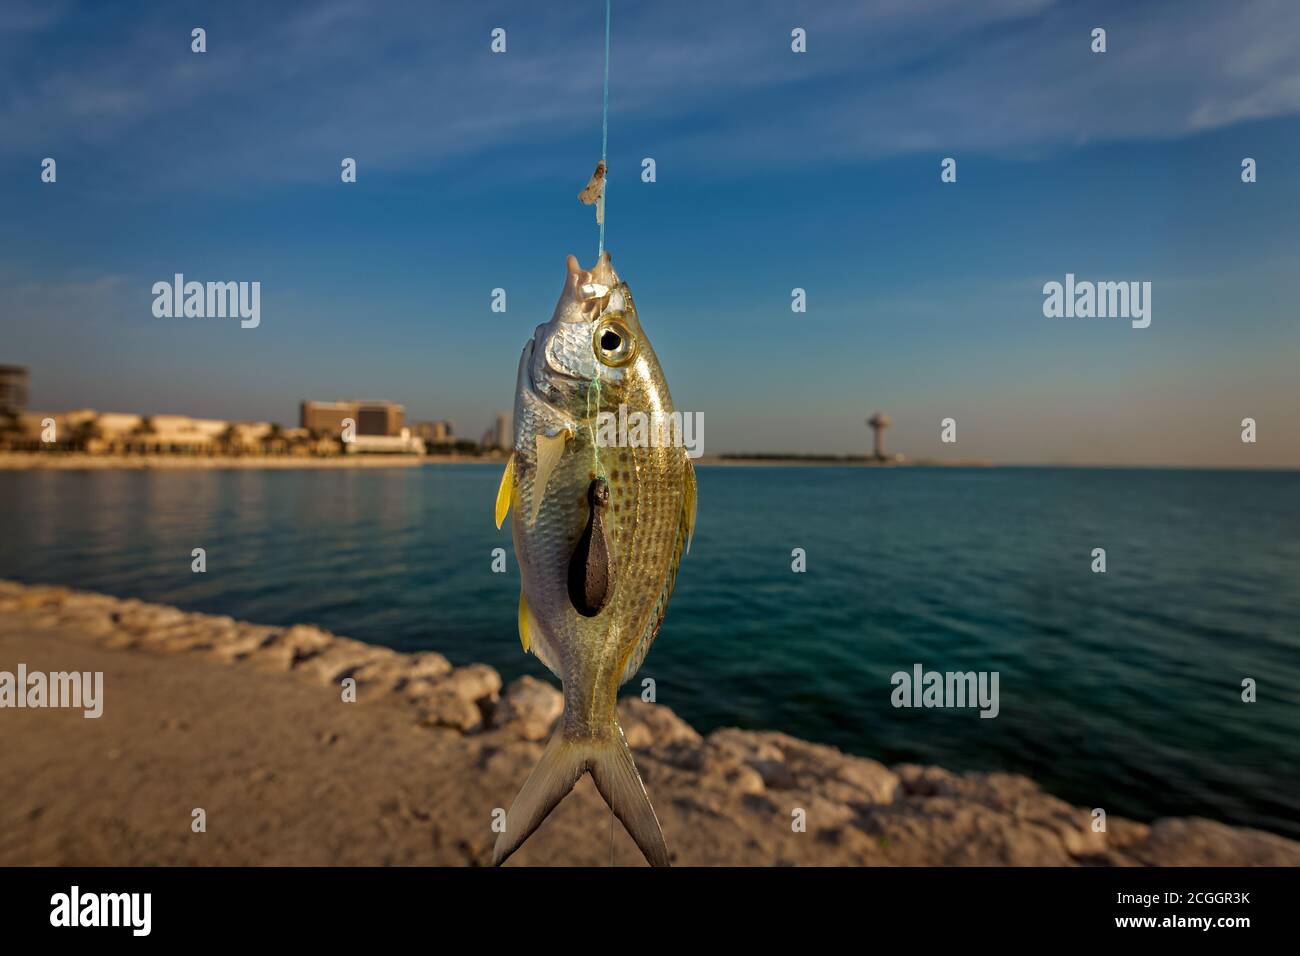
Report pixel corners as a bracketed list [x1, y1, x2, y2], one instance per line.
[1, 580, 1296, 866]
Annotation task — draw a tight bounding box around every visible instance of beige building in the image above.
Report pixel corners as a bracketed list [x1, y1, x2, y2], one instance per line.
[344, 428, 426, 455]
[300, 400, 352, 436]
[301, 399, 405, 437]
[1, 408, 336, 457]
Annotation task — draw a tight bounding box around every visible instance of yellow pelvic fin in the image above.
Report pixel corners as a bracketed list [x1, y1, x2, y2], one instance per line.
[495, 452, 516, 529]
[531, 428, 572, 522]
[683, 456, 698, 554]
[517, 591, 531, 652]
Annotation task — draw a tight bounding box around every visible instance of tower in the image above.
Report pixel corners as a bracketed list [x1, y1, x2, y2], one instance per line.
[867, 411, 891, 461]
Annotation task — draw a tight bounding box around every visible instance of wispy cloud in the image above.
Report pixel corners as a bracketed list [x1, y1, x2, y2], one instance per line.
[2, 0, 1297, 189]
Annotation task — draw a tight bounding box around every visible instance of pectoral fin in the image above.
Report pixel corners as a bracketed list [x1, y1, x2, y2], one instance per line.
[495, 453, 516, 529]
[531, 428, 572, 522]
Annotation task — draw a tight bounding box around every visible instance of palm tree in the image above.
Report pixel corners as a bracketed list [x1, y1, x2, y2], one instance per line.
[129, 415, 157, 453]
[0, 411, 22, 449]
[72, 416, 103, 451]
[218, 424, 240, 456]
[264, 422, 285, 456]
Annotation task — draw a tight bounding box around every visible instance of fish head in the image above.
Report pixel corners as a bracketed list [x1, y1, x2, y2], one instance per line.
[528, 252, 648, 414]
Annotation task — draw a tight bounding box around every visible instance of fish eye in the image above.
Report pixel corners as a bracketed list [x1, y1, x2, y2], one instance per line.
[594, 319, 636, 367]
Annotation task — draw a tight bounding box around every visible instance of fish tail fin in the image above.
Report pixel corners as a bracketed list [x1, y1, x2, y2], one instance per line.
[588, 722, 671, 868]
[492, 729, 588, 867]
[492, 721, 670, 868]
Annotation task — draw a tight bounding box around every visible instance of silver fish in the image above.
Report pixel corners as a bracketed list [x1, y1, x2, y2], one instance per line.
[492, 252, 696, 867]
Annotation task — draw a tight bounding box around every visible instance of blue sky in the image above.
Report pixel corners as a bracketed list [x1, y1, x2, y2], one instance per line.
[2, 0, 1298, 465]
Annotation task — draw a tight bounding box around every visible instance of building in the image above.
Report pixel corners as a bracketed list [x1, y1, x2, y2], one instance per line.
[409, 420, 454, 443]
[0, 407, 340, 457]
[343, 428, 426, 455]
[0, 365, 29, 415]
[493, 411, 512, 451]
[300, 399, 405, 437]
[300, 400, 354, 436]
[357, 401, 404, 437]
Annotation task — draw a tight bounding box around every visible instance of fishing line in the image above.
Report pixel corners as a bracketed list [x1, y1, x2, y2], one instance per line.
[586, 374, 605, 480]
[598, 0, 611, 258]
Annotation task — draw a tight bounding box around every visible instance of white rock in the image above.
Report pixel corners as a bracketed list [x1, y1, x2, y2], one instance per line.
[493, 676, 563, 741]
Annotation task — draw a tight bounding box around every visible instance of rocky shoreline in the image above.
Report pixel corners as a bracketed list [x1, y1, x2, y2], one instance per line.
[2, 579, 1296, 866]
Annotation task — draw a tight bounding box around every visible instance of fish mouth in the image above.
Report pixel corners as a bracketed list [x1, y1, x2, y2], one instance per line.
[556, 253, 620, 322]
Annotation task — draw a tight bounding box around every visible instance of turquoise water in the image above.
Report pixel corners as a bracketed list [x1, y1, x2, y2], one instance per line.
[2, 464, 1297, 838]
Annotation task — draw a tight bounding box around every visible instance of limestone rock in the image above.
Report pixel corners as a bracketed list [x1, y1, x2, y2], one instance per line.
[352, 650, 452, 691]
[251, 624, 334, 670]
[863, 797, 1075, 866]
[1134, 817, 1300, 867]
[298, 642, 396, 685]
[403, 651, 454, 682]
[437, 664, 502, 704]
[115, 603, 188, 635]
[493, 676, 564, 741]
[894, 763, 957, 796]
[16, 585, 72, 610]
[208, 626, 276, 663]
[699, 750, 766, 795]
[405, 664, 502, 733]
[414, 687, 486, 732]
[705, 729, 898, 805]
[617, 699, 703, 750]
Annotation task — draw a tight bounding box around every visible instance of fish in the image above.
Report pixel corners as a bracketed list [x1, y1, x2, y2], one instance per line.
[492, 251, 697, 867]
